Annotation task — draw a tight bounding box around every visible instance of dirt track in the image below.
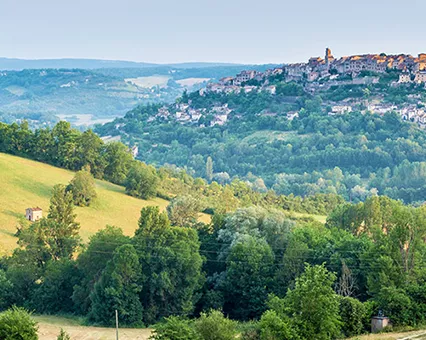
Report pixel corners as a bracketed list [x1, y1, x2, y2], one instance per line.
[38, 323, 152, 340]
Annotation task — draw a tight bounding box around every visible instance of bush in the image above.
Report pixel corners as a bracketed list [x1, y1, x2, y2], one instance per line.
[67, 168, 97, 206]
[194, 310, 237, 340]
[376, 286, 414, 326]
[125, 162, 158, 199]
[339, 296, 365, 337]
[239, 321, 260, 340]
[259, 310, 295, 340]
[57, 328, 71, 340]
[150, 316, 200, 340]
[0, 306, 38, 340]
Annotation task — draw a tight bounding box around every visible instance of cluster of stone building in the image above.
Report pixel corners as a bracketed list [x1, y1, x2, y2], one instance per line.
[286, 48, 426, 83]
[328, 102, 426, 128]
[201, 48, 426, 96]
[154, 102, 232, 127]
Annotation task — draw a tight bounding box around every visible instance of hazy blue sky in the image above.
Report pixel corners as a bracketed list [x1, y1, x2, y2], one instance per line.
[1, 0, 425, 64]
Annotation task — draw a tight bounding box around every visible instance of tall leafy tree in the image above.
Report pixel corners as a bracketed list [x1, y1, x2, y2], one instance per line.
[67, 168, 97, 207]
[166, 195, 202, 227]
[73, 226, 130, 314]
[223, 236, 274, 320]
[75, 129, 106, 178]
[206, 156, 213, 183]
[133, 206, 204, 324]
[32, 259, 80, 314]
[284, 264, 341, 340]
[89, 244, 143, 326]
[103, 142, 133, 184]
[125, 162, 158, 199]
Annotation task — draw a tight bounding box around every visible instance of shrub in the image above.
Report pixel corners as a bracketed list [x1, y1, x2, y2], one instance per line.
[194, 310, 237, 340]
[57, 328, 71, 340]
[0, 306, 38, 340]
[259, 310, 295, 340]
[150, 316, 199, 340]
[67, 168, 97, 206]
[339, 296, 365, 337]
[125, 162, 158, 199]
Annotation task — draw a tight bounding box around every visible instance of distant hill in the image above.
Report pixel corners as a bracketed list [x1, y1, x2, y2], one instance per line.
[0, 64, 276, 127]
[0, 57, 243, 71]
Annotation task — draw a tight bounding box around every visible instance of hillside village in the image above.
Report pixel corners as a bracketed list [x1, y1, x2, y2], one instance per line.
[134, 48, 426, 129]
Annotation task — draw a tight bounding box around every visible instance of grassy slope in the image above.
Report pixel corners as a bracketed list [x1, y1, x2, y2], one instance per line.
[0, 153, 210, 255]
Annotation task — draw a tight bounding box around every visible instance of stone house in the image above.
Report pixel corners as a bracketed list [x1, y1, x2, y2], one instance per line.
[414, 71, 426, 84]
[25, 207, 43, 222]
[398, 73, 412, 83]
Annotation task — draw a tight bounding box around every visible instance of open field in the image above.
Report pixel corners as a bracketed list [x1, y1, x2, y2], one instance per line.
[291, 211, 327, 224]
[125, 76, 170, 88]
[34, 315, 151, 340]
[56, 114, 115, 126]
[176, 77, 211, 86]
[0, 153, 210, 255]
[242, 130, 312, 145]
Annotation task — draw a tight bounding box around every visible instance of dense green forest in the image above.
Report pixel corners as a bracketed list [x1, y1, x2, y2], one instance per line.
[2, 184, 426, 339]
[3, 120, 426, 339]
[97, 83, 426, 205]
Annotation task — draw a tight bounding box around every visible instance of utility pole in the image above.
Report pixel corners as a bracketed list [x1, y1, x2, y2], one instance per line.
[115, 309, 119, 340]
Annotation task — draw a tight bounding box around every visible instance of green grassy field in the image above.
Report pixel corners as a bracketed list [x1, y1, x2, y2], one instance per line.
[242, 130, 312, 145]
[33, 315, 152, 340]
[0, 153, 210, 255]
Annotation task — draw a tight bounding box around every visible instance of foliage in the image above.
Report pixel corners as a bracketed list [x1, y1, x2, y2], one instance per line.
[0, 306, 38, 340]
[133, 206, 204, 324]
[0, 270, 13, 310]
[339, 296, 365, 337]
[97, 85, 426, 205]
[194, 310, 237, 340]
[72, 225, 130, 314]
[125, 162, 159, 199]
[89, 244, 143, 326]
[32, 259, 80, 314]
[259, 310, 297, 340]
[67, 168, 97, 206]
[223, 236, 274, 320]
[0, 120, 344, 216]
[57, 328, 71, 340]
[17, 184, 81, 262]
[283, 264, 342, 340]
[150, 316, 200, 340]
[167, 195, 203, 227]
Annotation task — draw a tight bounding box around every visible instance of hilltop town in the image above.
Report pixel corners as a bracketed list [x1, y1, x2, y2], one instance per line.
[134, 48, 426, 129]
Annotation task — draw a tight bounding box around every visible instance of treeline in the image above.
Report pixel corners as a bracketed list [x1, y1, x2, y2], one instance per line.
[2, 189, 426, 339]
[0, 120, 343, 215]
[97, 87, 426, 204]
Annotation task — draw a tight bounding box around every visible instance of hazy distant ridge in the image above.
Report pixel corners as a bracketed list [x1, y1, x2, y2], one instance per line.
[0, 57, 243, 71]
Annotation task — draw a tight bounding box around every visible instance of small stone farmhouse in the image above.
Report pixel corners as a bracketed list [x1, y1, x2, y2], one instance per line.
[25, 207, 42, 222]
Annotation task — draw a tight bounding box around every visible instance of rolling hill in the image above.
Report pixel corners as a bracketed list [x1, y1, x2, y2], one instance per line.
[0, 152, 210, 255]
[0, 57, 242, 71]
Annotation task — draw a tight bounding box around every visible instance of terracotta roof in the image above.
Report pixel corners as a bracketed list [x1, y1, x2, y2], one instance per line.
[28, 207, 42, 211]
